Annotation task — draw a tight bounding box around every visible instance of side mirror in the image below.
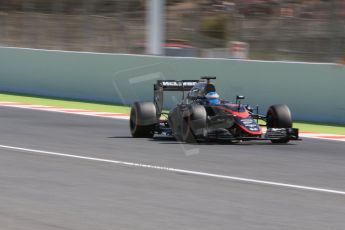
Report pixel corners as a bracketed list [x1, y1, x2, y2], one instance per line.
[236, 95, 245, 105]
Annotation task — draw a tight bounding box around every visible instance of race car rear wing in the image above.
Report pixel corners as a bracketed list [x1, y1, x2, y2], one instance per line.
[154, 80, 199, 91]
[154, 80, 199, 116]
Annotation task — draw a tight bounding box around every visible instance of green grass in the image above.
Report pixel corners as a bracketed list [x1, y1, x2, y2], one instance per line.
[293, 122, 345, 135]
[1, 92, 345, 135]
[0, 93, 130, 114]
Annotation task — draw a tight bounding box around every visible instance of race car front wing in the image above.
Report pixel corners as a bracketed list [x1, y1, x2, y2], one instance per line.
[203, 127, 300, 141]
[265, 128, 299, 141]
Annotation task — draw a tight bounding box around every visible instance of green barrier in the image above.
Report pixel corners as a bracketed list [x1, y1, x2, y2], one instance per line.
[0, 47, 344, 124]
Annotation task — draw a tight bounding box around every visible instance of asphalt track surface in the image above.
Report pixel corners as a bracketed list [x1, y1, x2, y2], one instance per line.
[1, 106, 345, 230]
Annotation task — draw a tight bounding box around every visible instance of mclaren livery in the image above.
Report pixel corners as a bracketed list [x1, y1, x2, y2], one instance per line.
[130, 77, 299, 143]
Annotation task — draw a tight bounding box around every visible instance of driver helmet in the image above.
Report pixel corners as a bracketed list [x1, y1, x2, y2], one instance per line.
[205, 92, 220, 105]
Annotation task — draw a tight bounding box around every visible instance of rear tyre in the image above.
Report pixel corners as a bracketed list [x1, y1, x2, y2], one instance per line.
[266, 104, 292, 144]
[130, 102, 157, 138]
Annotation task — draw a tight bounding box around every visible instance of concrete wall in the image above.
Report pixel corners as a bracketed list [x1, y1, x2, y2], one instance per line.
[0, 47, 345, 124]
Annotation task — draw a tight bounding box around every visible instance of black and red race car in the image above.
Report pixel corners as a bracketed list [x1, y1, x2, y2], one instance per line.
[130, 76, 299, 143]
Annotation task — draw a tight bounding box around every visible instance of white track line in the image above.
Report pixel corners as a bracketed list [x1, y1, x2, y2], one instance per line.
[0, 102, 130, 120]
[299, 133, 345, 142]
[0, 144, 344, 196]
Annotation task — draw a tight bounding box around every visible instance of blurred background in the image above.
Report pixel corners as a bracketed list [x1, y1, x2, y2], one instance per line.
[0, 0, 344, 62]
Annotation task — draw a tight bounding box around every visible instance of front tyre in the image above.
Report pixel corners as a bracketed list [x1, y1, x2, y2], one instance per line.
[266, 104, 292, 144]
[130, 102, 157, 138]
[180, 105, 207, 143]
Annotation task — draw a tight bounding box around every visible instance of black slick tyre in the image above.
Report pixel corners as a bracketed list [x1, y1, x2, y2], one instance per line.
[130, 102, 157, 138]
[266, 104, 292, 144]
[181, 105, 207, 143]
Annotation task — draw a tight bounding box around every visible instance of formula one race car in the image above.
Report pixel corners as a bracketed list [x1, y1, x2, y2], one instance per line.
[129, 76, 299, 143]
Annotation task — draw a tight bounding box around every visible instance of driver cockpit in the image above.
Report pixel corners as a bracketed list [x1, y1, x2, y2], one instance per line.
[187, 77, 221, 105]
